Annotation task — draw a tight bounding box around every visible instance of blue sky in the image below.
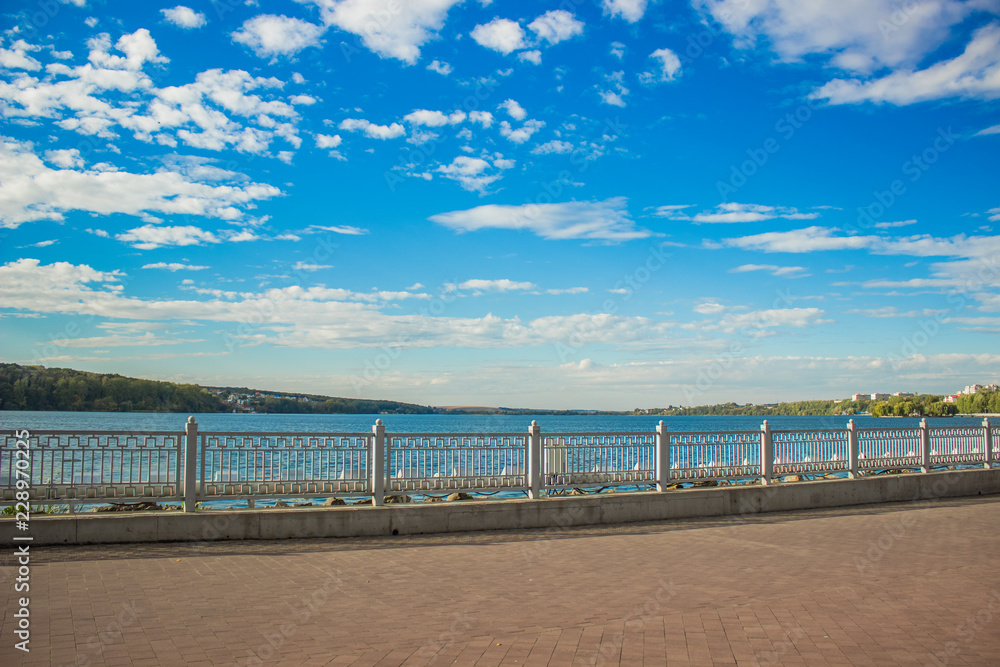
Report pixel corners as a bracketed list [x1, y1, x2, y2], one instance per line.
[1, 0, 999, 410]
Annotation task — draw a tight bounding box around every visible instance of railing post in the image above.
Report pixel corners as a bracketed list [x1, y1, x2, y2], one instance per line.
[760, 420, 773, 485]
[847, 419, 859, 479]
[527, 420, 541, 499]
[920, 417, 931, 473]
[656, 420, 670, 491]
[371, 419, 385, 506]
[985, 418, 993, 470]
[183, 416, 198, 512]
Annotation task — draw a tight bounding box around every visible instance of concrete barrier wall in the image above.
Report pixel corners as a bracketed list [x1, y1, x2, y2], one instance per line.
[4, 468, 1000, 546]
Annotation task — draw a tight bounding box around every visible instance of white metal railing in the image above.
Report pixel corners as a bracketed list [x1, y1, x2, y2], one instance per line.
[542, 433, 656, 488]
[386, 433, 527, 493]
[199, 432, 370, 503]
[0, 431, 182, 508]
[0, 417, 995, 512]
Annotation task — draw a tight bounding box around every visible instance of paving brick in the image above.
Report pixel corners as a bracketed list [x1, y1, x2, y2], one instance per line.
[3, 496, 1000, 665]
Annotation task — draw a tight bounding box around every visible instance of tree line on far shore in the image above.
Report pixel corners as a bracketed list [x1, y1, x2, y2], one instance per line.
[0, 364, 434, 414]
[639, 391, 998, 418]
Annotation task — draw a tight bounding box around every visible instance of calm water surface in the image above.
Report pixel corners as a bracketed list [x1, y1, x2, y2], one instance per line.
[0, 410, 986, 434]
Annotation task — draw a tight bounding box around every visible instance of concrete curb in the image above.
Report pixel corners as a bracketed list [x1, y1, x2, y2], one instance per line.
[4, 468, 999, 545]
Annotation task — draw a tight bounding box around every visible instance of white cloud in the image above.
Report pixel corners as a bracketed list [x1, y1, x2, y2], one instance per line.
[310, 224, 368, 235]
[315, 133, 342, 148]
[339, 118, 405, 139]
[403, 109, 466, 126]
[429, 197, 654, 242]
[499, 119, 544, 144]
[471, 17, 526, 54]
[874, 219, 917, 229]
[304, 0, 462, 64]
[0, 38, 43, 71]
[660, 202, 820, 223]
[469, 110, 493, 127]
[435, 155, 513, 192]
[531, 139, 573, 155]
[724, 226, 876, 253]
[599, 70, 629, 107]
[293, 261, 332, 271]
[975, 124, 1000, 136]
[498, 98, 527, 120]
[527, 10, 584, 45]
[518, 49, 541, 65]
[0, 258, 672, 351]
[729, 264, 809, 277]
[697, 0, 976, 73]
[811, 24, 1000, 105]
[161, 6, 206, 29]
[0, 137, 281, 228]
[232, 15, 325, 58]
[457, 278, 537, 292]
[610, 41, 626, 59]
[427, 59, 453, 75]
[640, 48, 681, 84]
[142, 262, 210, 271]
[602, 0, 648, 23]
[117, 224, 220, 250]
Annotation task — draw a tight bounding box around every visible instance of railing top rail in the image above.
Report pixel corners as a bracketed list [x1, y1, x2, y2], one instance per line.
[669, 430, 759, 437]
[544, 432, 656, 438]
[201, 431, 371, 438]
[387, 432, 525, 439]
[0, 430, 182, 437]
[771, 428, 848, 435]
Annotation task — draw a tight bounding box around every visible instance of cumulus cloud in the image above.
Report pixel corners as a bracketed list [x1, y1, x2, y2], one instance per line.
[0, 258, 671, 351]
[658, 203, 820, 223]
[338, 118, 405, 139]
[403, 109, 466, 126]
[161, 6, 206, 29]
[640, 48, 681, 84]
[811, 23, 1000, 105]
[531, 139, 573, 155]
[429, 197, 654, 242]
[498, 99, 527, 120]
[696, 0, 976, 73]
[602, 0, 648, 23]
[315, 133, 342, 148]
[499, 119, 544, 144]
[471, 17, 526, 54]
[0, 38, 43, 71]
[527, 10, 584, 45]
[426, 59, 453, 75]
[142, 262, 210, 271]
[303, 0, 462, 64]
[231, 15, 325, 58]
[435, 154, 513, 192]
[117, 224, 220, 250]
[518, 50, 542, 65]
[0, 136, 281, 228]
[729, 264, 809, 277]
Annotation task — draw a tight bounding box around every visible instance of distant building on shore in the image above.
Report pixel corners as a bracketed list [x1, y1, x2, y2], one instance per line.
[870, 393, 890, 401]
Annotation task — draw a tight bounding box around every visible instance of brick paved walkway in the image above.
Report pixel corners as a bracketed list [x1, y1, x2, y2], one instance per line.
[2, 496, 1000, 666]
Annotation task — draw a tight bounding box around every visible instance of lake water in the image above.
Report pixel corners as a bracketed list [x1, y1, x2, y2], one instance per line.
[0, 410, 987, 434]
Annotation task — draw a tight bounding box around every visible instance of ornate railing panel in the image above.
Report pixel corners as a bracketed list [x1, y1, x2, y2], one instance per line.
[542, 433, 655, 488]
[929, 426, 986, 465]
[386, 433, 527, 492]
[858, 428, 921, 469]
[199, 432, 370, 498]
[773, 429, 849, 475]
[0, 431, 182, 503]
[669, 431, 760, 481]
